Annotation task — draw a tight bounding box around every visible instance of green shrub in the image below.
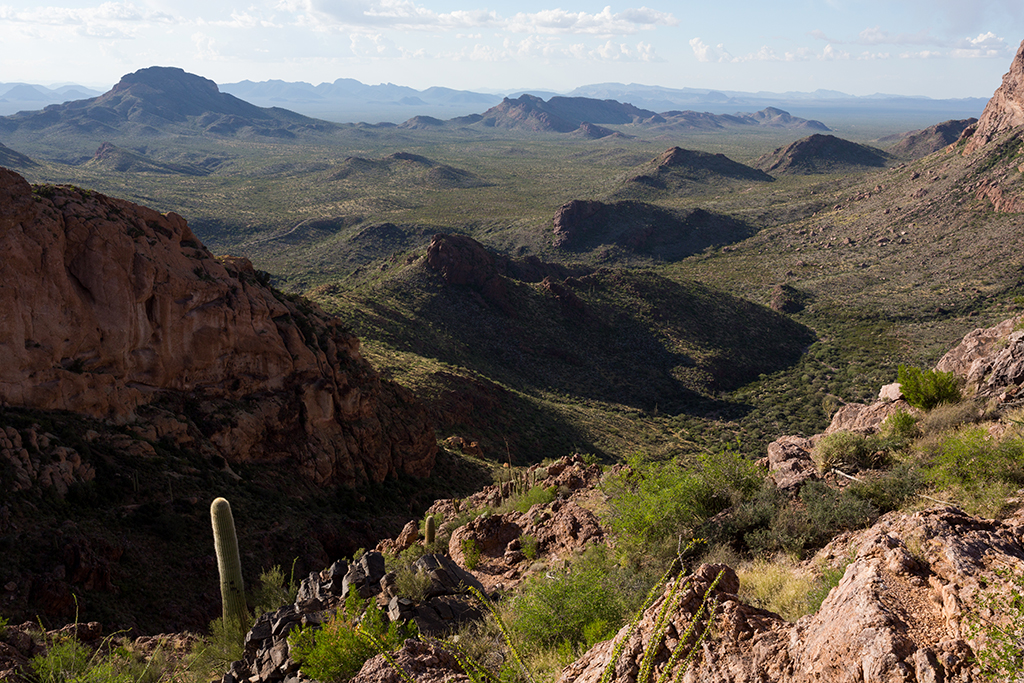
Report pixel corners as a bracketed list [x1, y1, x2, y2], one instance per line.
[251, 563, 298, 617]
[845, 461, 923, 512]
[519, 534, 539, 561]
[737, 480, 878, 557]
[461, 538, 482, 570]
[811, 431, 882, 474]
[394, 563, 432, 602]
[28, 633, 182, 683]
[800, 481, 879, 538]
[289, 592, 416, 682]
[737, 558, 820, 621]
[509, 486, 556, 514]
[919, 400, 981, 436]
[921, 427, 1024, 516]
[897, 365, 961, 410]
[877, 410, 919, 452]
[603, 449, 760, 561]
[508, 547, 627, 651]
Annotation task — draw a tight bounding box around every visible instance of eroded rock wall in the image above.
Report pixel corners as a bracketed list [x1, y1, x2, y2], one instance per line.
[0, 168, 435, 485]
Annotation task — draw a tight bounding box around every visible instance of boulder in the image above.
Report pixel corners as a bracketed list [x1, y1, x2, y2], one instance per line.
[937, 316, 1024, 398]
[766, 435, 818, 491]
[824, 399, 916, 435]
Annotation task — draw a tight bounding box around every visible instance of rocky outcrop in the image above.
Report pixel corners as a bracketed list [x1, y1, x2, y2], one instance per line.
[823, 398, 916, 436]
[552, 199, 604, 247]
[0, 168, 435, 486]
[220, 550, 486, 683]
[973, 178, 1024, 213]
[424, 233, 511, 314]
[964, 39, 1024, 155]
[560, 506, 1022, 683]
[937, 315, 1024, 399]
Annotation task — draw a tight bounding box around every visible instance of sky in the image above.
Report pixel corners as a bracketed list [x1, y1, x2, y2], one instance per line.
[1, 0, 1023, 98]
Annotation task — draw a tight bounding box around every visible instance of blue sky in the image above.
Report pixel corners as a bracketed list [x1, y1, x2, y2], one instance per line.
[1, 0, 1022, 97]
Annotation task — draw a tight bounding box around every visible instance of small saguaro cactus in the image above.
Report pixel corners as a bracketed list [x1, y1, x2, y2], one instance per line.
[210, 497, 248, 626]
[424, 514, 436, 546]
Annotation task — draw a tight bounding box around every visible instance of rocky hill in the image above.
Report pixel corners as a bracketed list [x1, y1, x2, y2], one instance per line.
[884, 118, 977, 159]
[551, 199, 757, 258]
[0, 141, 36, 169]
[609, 146, 773, 201]
[206, 313, 1024, 683]
[86, 141, 208, 175]
[473, 95, 657, 132]
[753, 133, 890, 175]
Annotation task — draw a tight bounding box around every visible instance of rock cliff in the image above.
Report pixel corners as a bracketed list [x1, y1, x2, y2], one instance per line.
[964, 39, 1024, 155]
[0, 167, 435, 486]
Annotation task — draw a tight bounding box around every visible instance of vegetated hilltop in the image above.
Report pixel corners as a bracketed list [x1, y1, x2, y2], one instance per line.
[753, 133, 891, 175]
[318, 232, 814, 462]
[329, 152, 491, 190]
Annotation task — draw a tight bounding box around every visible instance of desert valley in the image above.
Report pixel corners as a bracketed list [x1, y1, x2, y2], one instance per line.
[1, 35, 1024, 683]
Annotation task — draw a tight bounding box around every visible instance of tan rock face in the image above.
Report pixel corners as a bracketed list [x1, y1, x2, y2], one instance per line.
[937, 315, 1024, 399]
[0, 168, 435, 486]
[964, 39, 1024, 155]
[560, 507, 1022, 683]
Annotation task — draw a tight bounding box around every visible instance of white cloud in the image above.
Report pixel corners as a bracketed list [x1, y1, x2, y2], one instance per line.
[285, 1, 675, 34]
[688, 37, 734, 63]
[192, 32, 219, 60]
[820, 44, 850, 60]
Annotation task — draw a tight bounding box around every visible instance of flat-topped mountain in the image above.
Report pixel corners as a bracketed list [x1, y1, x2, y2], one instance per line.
[754, 133, 890, 175]
[638, 106, 829, 133]
[0, 66, 337, 140]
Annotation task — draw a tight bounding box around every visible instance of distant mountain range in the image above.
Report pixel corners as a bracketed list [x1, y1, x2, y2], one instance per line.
[0, 74, 987, 125]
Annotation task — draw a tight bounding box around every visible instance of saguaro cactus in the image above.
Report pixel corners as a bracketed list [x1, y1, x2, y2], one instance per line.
[425, 514, 436, 546]
[211, 497, 248, 625]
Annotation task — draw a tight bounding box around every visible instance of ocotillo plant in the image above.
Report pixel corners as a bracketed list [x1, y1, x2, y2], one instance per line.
[211, 497, 248, 626]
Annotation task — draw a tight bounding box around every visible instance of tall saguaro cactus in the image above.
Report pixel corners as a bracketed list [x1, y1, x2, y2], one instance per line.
[211, 497, 248, 626]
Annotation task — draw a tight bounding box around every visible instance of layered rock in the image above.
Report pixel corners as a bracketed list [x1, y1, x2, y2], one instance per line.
[964, 39, 1024, 155]
[0, 168, 435, 486]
